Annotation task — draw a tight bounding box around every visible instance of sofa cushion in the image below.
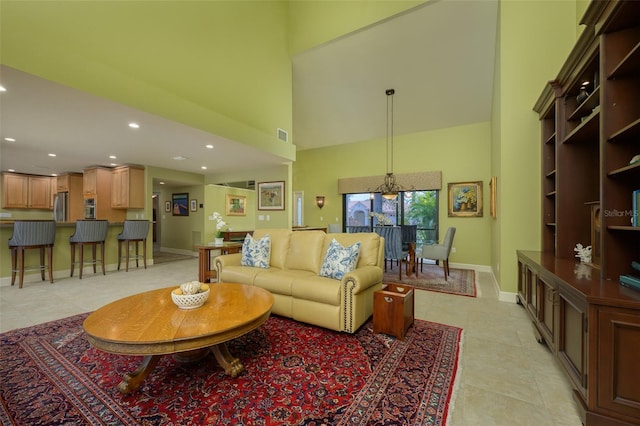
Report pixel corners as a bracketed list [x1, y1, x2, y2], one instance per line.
[285, 230, 325, 273]
[328, 233, 381, 268]
[319, 238, 361, 280]
[253, 229, 291, 269]
[241, 233, 271, 268]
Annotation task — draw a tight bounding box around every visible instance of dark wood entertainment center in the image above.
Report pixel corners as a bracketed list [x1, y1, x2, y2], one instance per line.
[519, 1, 640, 425]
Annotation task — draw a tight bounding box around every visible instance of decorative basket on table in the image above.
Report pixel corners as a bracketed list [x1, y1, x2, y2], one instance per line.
[171, 281, 210, 309]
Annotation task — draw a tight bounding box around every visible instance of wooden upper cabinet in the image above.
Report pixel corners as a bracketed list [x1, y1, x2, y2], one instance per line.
[1, 173, 52, 209]
[83, 168, 98, 195]
[111, 165, 144, 209]
[2, 173, 28, 208]
[28, 176, 52, 209]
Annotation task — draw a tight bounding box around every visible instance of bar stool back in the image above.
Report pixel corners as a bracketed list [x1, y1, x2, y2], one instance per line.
[69, 220, 109, 279]
[117, 220, 150, 271]
[8, 220, 56, 288]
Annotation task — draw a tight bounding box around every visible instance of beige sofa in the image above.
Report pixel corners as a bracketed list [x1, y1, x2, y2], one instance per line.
[214, 229, 384, 333]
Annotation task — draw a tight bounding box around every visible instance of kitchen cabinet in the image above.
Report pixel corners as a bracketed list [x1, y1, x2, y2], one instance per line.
[1, 172, 52, 209]
[57, 172, 82, 192]
[83, 166, 125, 222]
[111, 165, 144, 209]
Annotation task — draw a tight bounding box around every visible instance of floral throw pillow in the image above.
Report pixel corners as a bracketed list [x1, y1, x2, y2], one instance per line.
[241, 234, 271, 268]
[319, 239, 361, 280]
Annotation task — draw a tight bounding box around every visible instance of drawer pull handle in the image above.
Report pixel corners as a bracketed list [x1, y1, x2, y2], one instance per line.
[384, 296, 394, 303]
[396, 287, 405, 293]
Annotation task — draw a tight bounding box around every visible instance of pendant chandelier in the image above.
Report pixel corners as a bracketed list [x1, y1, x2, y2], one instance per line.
[374, 88, 403, 200]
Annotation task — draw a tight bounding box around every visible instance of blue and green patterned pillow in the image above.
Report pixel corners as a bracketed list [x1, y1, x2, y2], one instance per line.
[241, 234, 271, 268]
[319, 239, 361, 280]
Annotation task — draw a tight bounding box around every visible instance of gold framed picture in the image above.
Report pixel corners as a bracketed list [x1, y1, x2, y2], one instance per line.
[258, 181, 285, 211]
[225, 194, 246, 216]
[448, 181, 483, 217]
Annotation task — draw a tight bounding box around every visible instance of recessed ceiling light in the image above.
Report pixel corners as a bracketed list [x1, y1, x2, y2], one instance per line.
[51, 173, 58, 177]
[201, 166, 207, 170]
[4, 137, 16, 142]
[110, 163, 117, 166]
[172, 156, 188, 161]
[0, 86, 6, 92]
[109, 155, 117, 159]
[8, 169, 15, 172]
[48, 153, 56, 157]
[205, 144, 214, 149]
[159, 181, 165, 185]
[128, 122, 140, 129]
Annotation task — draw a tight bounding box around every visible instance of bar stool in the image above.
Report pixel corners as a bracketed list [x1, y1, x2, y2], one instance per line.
[117, 220, 150, 272]
[69, 220, 109, 279]
[8, 220, 56, 288]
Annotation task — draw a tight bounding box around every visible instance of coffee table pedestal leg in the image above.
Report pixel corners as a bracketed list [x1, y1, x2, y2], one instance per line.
[211, 343, 244, 377]
[118, 355, 161, 395]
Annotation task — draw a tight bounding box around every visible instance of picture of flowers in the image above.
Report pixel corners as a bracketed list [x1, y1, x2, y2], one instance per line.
[258, 181, 285, 210]
[448, 181, 483, 217]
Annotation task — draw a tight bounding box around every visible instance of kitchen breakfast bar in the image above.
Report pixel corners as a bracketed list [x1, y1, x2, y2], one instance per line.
[0, 221, 151, 287]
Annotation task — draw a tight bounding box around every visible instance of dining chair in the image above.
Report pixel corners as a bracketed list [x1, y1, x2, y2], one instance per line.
[117, 220, 150, 272]
[419, 227, 456, 280]
[401, 225, 417, 276]
[374, 226, 404, 280]
[69, 220, 109, 279]
[8, 220, 56, 288]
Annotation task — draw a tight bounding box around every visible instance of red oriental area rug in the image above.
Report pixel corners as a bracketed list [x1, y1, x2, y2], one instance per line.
[0, 313, 462, 425]
[384, 263, 477, 297]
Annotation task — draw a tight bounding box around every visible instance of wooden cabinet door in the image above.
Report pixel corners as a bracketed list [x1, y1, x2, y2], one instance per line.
[83, 168, 97, 195]
[111, 168, 125, 207]
[558, 288, 588, 400]
[537, 275, 557, 352]
[2, 173, 28, 208]
[57, 174, 69, 192]
[27, 176, 52, 209]
[594, 306, 640, 422]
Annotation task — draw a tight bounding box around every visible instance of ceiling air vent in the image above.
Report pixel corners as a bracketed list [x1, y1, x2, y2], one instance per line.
[277, 128, 289, 142]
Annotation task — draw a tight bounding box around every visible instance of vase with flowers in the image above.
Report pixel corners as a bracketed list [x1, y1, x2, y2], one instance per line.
[209, 212, 227, 245]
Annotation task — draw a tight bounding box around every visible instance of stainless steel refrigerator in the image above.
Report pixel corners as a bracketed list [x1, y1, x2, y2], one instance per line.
[53, 192, 69, 222]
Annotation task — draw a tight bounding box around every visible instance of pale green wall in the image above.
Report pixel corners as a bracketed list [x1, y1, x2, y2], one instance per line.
[205, 164, 293, 230]
[294, 121, 493, 267]
[1, 1, 295, 160]
[491, 1, 577, 294]
[203, 185, 256, 242]
[288, 0, 425, 55]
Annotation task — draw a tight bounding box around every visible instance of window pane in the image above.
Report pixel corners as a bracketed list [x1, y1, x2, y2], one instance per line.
[344, 190, 439, 242]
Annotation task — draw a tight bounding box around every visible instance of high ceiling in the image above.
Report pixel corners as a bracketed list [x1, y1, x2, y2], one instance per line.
[0, 0, 498, 183]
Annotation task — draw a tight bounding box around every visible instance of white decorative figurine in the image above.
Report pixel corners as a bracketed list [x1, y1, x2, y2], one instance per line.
[574, 243, 592, 263]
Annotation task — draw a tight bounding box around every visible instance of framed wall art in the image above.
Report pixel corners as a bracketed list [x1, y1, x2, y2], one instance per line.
[258, 181, 285, 210]
[489, 176, 497, 219]
[165, 201, 171, 213]
[448, 181, 483, 217]
[172, 193, 189, 216]
[190, 199, 197, 212]
[226, 194, 247, 216]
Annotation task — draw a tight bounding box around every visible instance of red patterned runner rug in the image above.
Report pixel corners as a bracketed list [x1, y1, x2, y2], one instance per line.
[0, 313, 462, 425]
[384, 263, 477, 297]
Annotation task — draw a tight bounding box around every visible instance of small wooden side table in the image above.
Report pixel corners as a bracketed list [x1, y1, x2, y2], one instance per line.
[194, 243, 243, 283]
[373, 283, 415, 340]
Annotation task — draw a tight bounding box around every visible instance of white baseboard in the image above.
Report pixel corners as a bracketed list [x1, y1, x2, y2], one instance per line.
[449, 262, 518, 303]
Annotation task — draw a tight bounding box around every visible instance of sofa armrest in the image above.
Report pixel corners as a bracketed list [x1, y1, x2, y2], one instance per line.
[214, 253, 242, 275]
[342, 265, 383, 294]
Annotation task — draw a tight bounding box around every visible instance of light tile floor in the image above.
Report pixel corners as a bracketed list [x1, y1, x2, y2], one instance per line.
[0, 260, 582, 425]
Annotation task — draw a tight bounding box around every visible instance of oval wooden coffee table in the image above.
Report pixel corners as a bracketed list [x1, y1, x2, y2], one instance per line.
[83, 283, 273, 394]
